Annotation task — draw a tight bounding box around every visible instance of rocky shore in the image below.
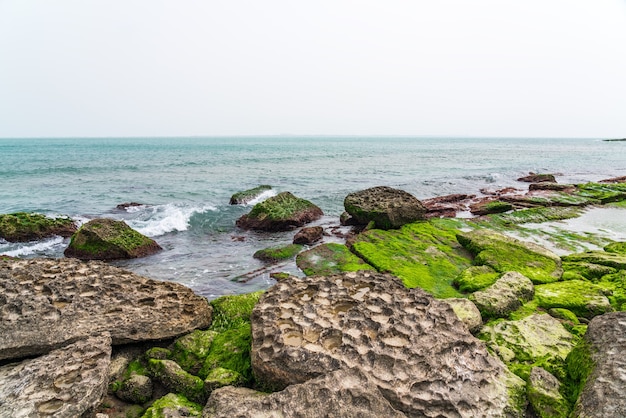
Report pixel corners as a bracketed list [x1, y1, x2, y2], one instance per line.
[1, 175, 626, 417]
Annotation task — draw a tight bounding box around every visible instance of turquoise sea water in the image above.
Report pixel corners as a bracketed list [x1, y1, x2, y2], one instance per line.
[1, 137, 625, 298]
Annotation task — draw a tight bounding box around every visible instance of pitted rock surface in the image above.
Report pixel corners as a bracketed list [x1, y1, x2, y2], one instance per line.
[572, 312, 626, 417]
[0, 258, 212, 361]
[203, 368, 407, 418]
[0, 334, 111, 418]
[251, 271, 526, 417]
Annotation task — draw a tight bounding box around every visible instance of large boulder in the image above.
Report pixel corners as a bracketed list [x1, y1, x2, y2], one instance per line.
[343, 186, 427, 229]
[534, 280, 613, 319]
[251, 271, 526, 417]
[571, 312, 626, 417]
[469, 271, 534, 319]
[203, 368, 407, 418]
[236, 192, 323, 231]
[64, 218, 161, 260]
[0, 334, 111, 418]
[0, 212, 77, 242]
[0, 258, 212, 361]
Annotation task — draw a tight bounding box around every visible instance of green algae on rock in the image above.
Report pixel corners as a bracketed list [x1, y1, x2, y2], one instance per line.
[209, 291, 263, 333]
[236, 191, 323, 231]
[351, 219, 472, 297]
[454, 265, 501, 292]
[204, 367, 245, 393]
[229, 185, 272, 205]
[457, 229, 563, 284]
[573, 182, 626, 204]
[141, 393, 202, 418]
[199, 323, 253, 383]
[534, 280, 612, 319]
[469, 271, 534, 319]
[170, 330, 219, 376]
[148, 359, 206, 404]
[253, 244, 303, 263]
[562, 250, 626, 270]
[561, 261, 617, 281]
[295, 242, 375, 276]
[527, 367, 570, 418]
[64, 218, 162, 260]
[0, 212, 77, 242]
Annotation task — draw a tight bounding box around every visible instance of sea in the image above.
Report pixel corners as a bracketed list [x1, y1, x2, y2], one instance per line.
[1, 136, 625, 299]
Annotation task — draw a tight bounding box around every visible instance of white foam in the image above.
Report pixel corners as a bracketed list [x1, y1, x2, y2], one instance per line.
[126, 203, 216, 237]
[1, 236, 65, 257]
[246, 189, 278, 206]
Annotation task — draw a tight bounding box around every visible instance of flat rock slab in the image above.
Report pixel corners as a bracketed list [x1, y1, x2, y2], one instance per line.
[251, 271, 525, 417]
[0, 335, 111, 418]
[0, 258, 212, 361]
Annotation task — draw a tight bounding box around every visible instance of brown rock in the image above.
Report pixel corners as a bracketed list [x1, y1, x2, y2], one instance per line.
[344, 186, 427, 229]
[517, 173, 557, 183]
[293, 226, 324, 245]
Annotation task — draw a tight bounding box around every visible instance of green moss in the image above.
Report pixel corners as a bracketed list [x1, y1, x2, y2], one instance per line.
[484, 200, 514, 213]
[508, 299, 540, 321]
[561, 261, 617, 281]
[170, 330, 219, 375]
[145, 347, 171, 360]
[141, 393, 202, 418]
[597, 270, 626, 310]
[248, 192, 319, 221]
[604, 241, 626, 254]
[230, 185, 272, 204]
[296, 243, 375, 276]
[562, 251, 626, 270]
[199, 323, 252, 382]
[204, 367, 245, 393]
[0, 212, 76, 242]
[453, 265, 500, 292]
[351, 219, 472, 297]
[253, 244, 303, 263]
[563, 340, 595, 408]
[574, 182, 626, 204]
[527, 373, 570, 418]
[148, 359, 205, 404]
[482, 206, 583, 227]
[209, 291, 263, 333]
[534, 280, 612, 319]
[125, 359, 149, 379]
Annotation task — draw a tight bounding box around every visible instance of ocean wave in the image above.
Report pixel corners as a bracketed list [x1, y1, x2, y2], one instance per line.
[245, 189, 278, 205]
[125, 203, 217, 237]
[0, 236, 66, 257]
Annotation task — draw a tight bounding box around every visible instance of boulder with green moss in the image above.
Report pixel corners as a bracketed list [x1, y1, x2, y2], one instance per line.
[470, 199, 514, 216]
[296, 242, 375, 276]
[534, 280, 613, 319]
[209, 291, 263, 333]
[561, 261, 617, 281]
[236, 192, 323, 231]
[443, 298, 483, 333]
[141, 393, 202, 418]
[0, 212, 77, 242]
[229, 185, 272, 205]
[527, 367, 569, 418]
[199, 323, 252, 383]
[64, 218, 162, 260]
[351, 219, 472, 297]
[148, 359, 206, 404]
[253, 244, 303, 263]
[562, 250, 626, 270]
[204, 367, 245, 393]
[457, 229, 563, 284]
[469, 271, 534, 319]
[115, 374, 153, 405]
[604, 241, 626, 254]
[573, 182, 626, 204]
[170, 330, 218, 375]
[454, 265, 501, 292]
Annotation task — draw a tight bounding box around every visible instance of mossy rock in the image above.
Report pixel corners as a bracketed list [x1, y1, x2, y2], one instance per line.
[561, 261, 617, 281]
[64, 218, 162, 260]
[527, 367, 570, 418]
[563, 340, 595, 408]
[0, 212, 77, 242]
[454, 265, 500, 292]
[209, 291, 263, 333]
[145, 347, 171, 361]
[141, 393, 202, 418]
[573, 182, 626, 204]
[229, 185, 272, 205]
[534, 280, 612, 319]
[483, 206, 583, 226]
[170, 330, 219, 375]
[296, 243, 375, 276]
[457, 229, 563, 284]
[597, 270, 626, 311]
[604, 241, 626, 255]
[561, 251, 626, 270]
[235, 192, 323, 231]
[148, 359, 206, 404]
[470, 200, 513, 216]
[351, 219, 472, 298]
[469, 271, 534, 319]
[203, 367, 245, 393]
[253, 244, 303, 263]
[199, 323, 252, 382]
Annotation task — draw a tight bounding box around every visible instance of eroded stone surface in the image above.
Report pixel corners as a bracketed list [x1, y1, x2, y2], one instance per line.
[251, 271, 526, 417]
[0, 258, 212, 361]
[0, 335, 111, 418]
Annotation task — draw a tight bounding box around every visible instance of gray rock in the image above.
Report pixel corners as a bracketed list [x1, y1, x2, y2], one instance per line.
[527, 367, 569, 418]
[444, 297, 483, 333]
[343, 186, 427, 229]
[470, 271, 534, 318]
[203, 368, 406, 418]
[116, 374, 153, 404]
[572, 312, 626, 417]
[251, 271, 526, 417]
[0, 335, 111, 418]
[0, 258, 212, 361]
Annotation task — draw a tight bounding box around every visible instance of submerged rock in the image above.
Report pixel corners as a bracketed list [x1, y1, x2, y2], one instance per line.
[229, 185, 272, 205]
[343, 186, 427, 229]
[64, 218, 161, 260]
[518, 173, 557, 183]
[0, 258, 212, 361]
[0, 212, 77, 242]
[236, 192, 323, 231]
[251, 271, 526, 417]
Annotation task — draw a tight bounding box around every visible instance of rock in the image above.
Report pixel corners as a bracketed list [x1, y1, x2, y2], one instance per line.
[571, 312, 626, 417]
[343, 186, 427, 229]
[143, 393, 202, 418]
[562, 261, 617, 281]
[469, 271, 534, 318]
[562, 250, 626, 270]
[293, 226, 324, 244]
[0, 212, 77, 242]
[64, 218, 162, 260]
[149, 359, 206, 404]
[209, 291, 263, 333]
[295, 243, 375, 276]
[443, 298, 483, 333]
[0, 335, 111, 418]
[534, 280, 613, 319]
[115, 374, 153, 404]
[236, 192, 323, 231]
[453, 265, 500, 292]
[528, 182, 575, 192]
[527, 367, 569, 418]
[518, 173, 557, 183]
[457, 229, 563, 284]
[198, 324, 252, 383]
[0, 258, 212, 361]
[203, 368, 407, 418]
[253, 244, 303, 263]
[470, 199, 514, 215]
[480, 313, 575, 380]
[229, 185, 272, 205]
[574, 182, 626, 204]
[599, 175, 626, 183]
[422, 193, 475, 218]
[203, 367, 245, 394]
[116, 202, 145, 211]
[171, 330, 219, 375]
[251, 271, 526, 417]
[604, 241, 626, 254]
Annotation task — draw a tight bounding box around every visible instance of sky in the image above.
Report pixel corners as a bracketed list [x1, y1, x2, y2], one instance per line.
[1, 1, 626, 138]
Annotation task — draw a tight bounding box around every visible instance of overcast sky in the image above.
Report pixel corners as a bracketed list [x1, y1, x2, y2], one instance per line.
[1, 1, 625, 138]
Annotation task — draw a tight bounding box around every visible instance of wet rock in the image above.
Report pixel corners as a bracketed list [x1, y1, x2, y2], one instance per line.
[571, 312, 626, 417]
[293, 226, 324, 244]
[295, 243, 375, 276]
[116, 202, 145, 211]
[422, 193, 475, 218]
[236, 192, 323, 231]
[0, 335, 111, 418]
[343, 186, 427, 229]
[527, 367, 569, 418]
[171, 330, 219, 375]
[0, 212, 77, 242]
[470, 271, 534, 319]
[203, 368, 407, 418]
[64, 218, 162, 260]
[528, 182, 575, 192]
[0, 258, 212, 361]
[251, 271, 526, 417]
[599, 175, 626, 183]
[470, 199, 514, 215]
[563, 250, 626, 270]
[518, 173, 557, 183]
[229, 185, 272, 205]
[253, 244, 303, 263]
